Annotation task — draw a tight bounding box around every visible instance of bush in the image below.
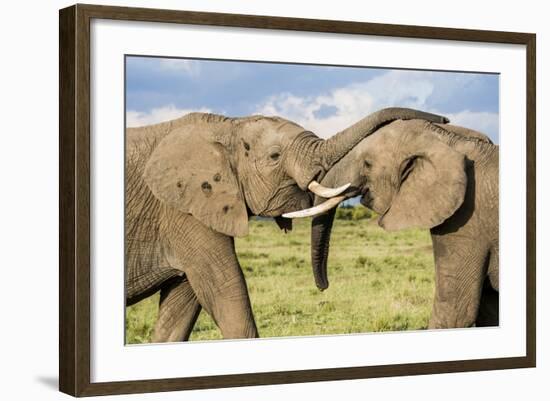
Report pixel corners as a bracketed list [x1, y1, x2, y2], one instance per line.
[352, 207, 373, 220]
[335, 207, 353, 220]
[335, 205, 374, 221]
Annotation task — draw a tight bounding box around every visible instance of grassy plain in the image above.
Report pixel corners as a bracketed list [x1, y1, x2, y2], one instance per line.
[126, 211, 435, 343]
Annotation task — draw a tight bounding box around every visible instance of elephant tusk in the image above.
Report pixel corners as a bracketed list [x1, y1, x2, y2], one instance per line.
[282, 195, 346, 219]
[307, 181, 351, 198]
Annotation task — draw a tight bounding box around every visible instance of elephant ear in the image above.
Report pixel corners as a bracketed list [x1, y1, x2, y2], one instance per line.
[379, 130, 467, 231]
[144, 127, 249, 237]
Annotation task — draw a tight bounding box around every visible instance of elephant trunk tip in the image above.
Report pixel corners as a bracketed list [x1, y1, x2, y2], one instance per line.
[315, 277, 329, 291]
[317, 283, 329, 292]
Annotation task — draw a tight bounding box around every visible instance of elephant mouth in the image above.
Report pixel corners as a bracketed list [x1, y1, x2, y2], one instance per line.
[360, 188, 373, 208]
[360, 192, 391, 229]
[360, 188, 391, 220]
[258, 180, 311, 217]
[262, 189, 312, 217]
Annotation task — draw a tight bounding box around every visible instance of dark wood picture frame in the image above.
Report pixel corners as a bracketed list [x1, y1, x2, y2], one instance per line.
[59, 3, 536, 397]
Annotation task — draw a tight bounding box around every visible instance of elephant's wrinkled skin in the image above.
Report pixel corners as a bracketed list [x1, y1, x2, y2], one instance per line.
[308, 119, 499, 328]
[125, 109, 449, 341]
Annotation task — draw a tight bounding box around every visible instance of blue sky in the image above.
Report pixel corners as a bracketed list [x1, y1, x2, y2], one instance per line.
[126, 56, 499, 143]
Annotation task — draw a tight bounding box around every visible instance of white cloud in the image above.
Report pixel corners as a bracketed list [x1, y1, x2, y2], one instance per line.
[158, 59, 201, 76]
[126, 105, 211, 127]
[254, 70, 498, 141]
[127, 70, 498, 142]
[446, 110, 499, 143]
[255, 70, 438, 138]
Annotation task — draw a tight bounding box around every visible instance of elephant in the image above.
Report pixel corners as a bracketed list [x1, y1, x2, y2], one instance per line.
[285, 117, 499, 329]
[125, 108, 450, 341]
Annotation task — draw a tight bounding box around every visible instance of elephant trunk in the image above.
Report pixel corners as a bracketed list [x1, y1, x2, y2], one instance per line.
[309, 163, 353, 290]
[300, 108, 450, 291]
[319, 108, 449, 171]
[311, 207, 336, 290]
[286, 107, 449, 196]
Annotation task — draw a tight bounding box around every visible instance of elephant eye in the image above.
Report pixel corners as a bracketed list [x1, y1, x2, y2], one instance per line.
[270, 152, 281, 161]
[363, 160, 372, 169]
[401, 156, 418, 183]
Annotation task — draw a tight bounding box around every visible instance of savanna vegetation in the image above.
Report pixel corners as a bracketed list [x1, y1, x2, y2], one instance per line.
[126, 206, 435, 343]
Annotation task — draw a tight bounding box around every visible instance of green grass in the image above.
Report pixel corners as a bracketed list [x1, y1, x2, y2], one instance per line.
[126, 214, 435, 343]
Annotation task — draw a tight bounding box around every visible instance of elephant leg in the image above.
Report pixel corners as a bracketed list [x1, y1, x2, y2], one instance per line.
[163, 214, 259, 339]
[487, 244, 499, 291]
[185, 250, 259, 339]
[475, 278, 499, 327]
[151, 276, 202, 342]
[476, 247, 499, 327]
[429, 235, 490, 329]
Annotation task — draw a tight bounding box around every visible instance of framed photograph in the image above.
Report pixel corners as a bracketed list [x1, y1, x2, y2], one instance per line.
[59, 4, 536, 397]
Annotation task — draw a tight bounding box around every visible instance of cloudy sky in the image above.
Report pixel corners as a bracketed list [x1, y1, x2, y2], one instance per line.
[126, 56, 499, 143]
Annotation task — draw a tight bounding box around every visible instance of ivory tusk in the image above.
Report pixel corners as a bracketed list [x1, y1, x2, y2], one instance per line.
[282, 195, 347, 219]
[308, 181, 351, 198]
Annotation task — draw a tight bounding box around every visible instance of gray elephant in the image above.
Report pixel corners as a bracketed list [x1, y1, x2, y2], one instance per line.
[286, 118, 499, 329]
[125, 109, 449, 341]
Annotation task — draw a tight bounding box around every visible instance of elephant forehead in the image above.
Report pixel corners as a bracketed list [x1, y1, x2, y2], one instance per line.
[364, 120, 429, 151]
[240, 117, 306, 143]
[351, 130, 395, 161]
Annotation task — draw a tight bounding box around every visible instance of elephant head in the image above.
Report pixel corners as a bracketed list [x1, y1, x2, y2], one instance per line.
[286, 118, 480, 290]
[143, 109, 450, 238]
